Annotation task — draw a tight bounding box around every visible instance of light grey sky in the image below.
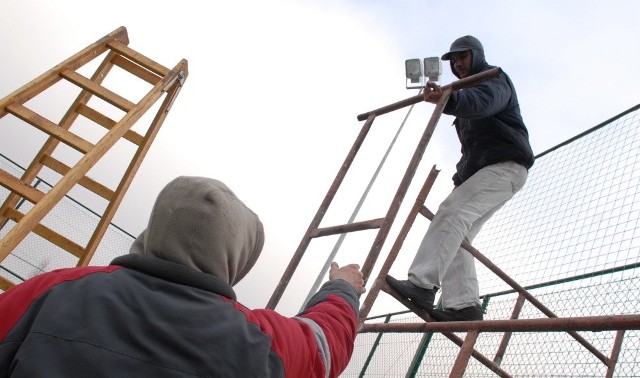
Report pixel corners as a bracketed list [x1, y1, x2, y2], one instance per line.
[1, 0, 639, 315]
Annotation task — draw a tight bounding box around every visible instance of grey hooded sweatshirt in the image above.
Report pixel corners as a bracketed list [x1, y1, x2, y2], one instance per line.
[128, 176, 264, 287]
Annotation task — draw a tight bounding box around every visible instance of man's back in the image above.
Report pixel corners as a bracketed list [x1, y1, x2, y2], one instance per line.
[1, 260, 289, 377]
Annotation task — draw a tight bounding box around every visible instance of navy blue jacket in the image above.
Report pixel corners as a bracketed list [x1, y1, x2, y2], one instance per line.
[443, 37, 534, 186]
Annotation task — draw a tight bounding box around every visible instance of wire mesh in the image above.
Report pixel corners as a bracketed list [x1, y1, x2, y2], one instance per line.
[347, 104, 640, 377]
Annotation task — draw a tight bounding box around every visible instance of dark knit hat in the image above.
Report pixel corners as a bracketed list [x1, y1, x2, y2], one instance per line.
[441, 35, 483, 60]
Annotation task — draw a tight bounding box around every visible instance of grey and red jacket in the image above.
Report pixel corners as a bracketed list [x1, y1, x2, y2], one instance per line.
[0, 254, 360, 377]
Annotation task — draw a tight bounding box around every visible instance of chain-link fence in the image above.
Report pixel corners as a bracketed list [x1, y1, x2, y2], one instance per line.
[344, 104, 640, 377]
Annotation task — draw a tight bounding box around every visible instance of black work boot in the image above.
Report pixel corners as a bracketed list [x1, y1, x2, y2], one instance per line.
[426, 304, 484, 322]
[385, 275, 438, 311]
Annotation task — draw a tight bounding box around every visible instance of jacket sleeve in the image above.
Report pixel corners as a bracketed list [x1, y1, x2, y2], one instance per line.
[238, 279, 359, 378]
[444, 74, 512, 119]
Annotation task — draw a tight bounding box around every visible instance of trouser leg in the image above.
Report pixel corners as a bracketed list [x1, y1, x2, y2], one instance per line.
[408, 162, 527, 307]
[440, 203, 502, 309]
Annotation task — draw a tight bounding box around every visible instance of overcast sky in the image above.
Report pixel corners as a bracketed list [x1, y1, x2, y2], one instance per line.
[1, 0, 639, 315]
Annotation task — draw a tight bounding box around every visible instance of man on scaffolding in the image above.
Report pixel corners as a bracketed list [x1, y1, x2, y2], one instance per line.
[387, 35, 534, 321]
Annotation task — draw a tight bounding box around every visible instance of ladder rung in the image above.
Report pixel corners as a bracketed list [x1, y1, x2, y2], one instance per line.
[4, 208, 85, 258]
[40, 155, 115, 200]
[310, 218, 386, 238]
[111, 55, 162, 86]
[76, 104, 144, 145]
[107, 41, 170, 77]
[6, 103, 94, 154]
[60, 69, 135, 112]
[0, 170, 45, 204]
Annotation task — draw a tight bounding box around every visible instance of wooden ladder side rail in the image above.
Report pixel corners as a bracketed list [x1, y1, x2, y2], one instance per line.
[77, 61, 187, 266]
[0, 40, 124, 230]
[0, 58, 188, 264]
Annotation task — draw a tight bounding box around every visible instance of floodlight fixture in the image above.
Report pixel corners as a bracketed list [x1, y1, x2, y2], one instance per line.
[405, 56, 442, 89]
[405, 59, 423, 83]
[424, 57, 442, 82]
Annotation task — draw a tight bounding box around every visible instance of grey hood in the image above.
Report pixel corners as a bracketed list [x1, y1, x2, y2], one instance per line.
[129, 176, 264, 286]
[441, 35, 487, 79]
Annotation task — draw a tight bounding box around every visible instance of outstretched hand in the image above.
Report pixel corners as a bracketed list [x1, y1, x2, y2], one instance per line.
[423, 81, 443, 104]
[329, 262, 366, 295]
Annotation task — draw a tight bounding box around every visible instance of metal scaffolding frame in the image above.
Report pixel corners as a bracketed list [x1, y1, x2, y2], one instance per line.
[266, 66, 640, 376]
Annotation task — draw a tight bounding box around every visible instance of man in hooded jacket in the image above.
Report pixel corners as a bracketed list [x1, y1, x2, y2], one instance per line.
[387, 35, 534, 321]
[0, 176, 365, 377]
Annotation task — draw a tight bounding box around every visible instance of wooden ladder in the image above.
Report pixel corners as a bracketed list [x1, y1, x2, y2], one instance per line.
[0, 26, 188, 290]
